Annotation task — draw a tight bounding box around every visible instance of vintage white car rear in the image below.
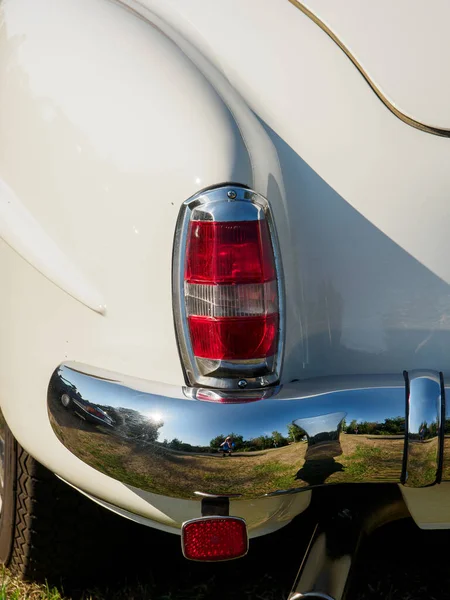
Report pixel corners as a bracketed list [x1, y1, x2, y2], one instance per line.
[2, 0, 450, 597]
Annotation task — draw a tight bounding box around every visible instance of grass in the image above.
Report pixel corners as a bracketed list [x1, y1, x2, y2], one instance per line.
[0, 567, 64, 599]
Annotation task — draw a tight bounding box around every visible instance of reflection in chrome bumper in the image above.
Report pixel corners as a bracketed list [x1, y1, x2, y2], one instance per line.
[47, 364, 448, 501]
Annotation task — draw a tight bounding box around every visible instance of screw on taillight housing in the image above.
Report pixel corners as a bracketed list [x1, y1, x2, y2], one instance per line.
[173, 185, 284, 390]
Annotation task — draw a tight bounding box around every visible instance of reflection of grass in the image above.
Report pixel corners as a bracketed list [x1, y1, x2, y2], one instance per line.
[84, 443, 155, 492]
[344, 446, 384, 481]
[253, 462, 295, 491]
[352, 446, 383, 460]
[332, 437, 404, 484]
[253, 462, 291, 475]
[404, 441, 438, 487]
[53, 415, 309, 499]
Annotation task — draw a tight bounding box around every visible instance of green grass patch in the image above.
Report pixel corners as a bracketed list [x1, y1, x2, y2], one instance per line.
[253, 462, 291, 475]
[84, 445, 155, 492]
[0, 567, 64, 599]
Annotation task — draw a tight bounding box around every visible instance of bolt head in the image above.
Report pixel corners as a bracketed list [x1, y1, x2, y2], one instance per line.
[227, 190, 237, 200]
[238, 379, 247, 389]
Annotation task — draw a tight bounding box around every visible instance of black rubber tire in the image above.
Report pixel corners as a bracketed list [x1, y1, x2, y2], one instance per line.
[0, 422, 155, 585]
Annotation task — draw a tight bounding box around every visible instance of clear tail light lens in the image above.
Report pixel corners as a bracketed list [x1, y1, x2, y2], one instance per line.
[173, 185, 284, 390]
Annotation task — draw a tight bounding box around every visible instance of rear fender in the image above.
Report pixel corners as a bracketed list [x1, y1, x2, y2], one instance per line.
[0, 0, 302, 533]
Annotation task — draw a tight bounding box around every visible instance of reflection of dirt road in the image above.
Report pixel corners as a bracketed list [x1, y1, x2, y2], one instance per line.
[49, 407, 405, 499]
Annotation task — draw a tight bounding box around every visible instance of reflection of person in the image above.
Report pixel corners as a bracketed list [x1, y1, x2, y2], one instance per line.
[219, 436, 235, 457]
[419, 426, 425, 442]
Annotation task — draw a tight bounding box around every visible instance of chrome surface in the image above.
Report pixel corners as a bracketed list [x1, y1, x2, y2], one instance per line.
[49, 364, 450, 500]
[403, 371, 442, 487]
[288, 489, 408, 600]
[172, 184, 285, 390]
[45, 363, 431, 501]
[288, 523, 352, 600]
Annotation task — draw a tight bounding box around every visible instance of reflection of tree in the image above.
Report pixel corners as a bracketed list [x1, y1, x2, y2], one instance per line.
[161, 438, 211, 453]
[425, 421, 438, 437]
[103, 407, 163, 447]
[272, 431, 289, 447]
[346, 416, 405, 435]
[287, 423, 305, 443]
[209, 432, 289, 452]
[412, 420, 438, 441]
[248, 436, 275, 451]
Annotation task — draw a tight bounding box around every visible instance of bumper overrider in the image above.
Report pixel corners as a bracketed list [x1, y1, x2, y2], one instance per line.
[47, 364, 450, 500]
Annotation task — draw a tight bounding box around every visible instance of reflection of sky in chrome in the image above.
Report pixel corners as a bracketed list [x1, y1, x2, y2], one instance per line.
[409, 376, 441, 434]
[60, 367, 408, 447]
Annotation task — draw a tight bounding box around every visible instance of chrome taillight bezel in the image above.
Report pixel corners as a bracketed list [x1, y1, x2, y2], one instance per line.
[172, 184, 285, 390]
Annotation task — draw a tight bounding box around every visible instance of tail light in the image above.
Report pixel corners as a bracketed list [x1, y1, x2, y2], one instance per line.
[181, 517, 248, 561]
[173, 185, 284, 390]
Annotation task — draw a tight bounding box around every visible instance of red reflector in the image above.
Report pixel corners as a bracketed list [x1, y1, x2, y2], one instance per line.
[188, 314, 279, 360]
[185, 220, 275, 284]
[182, 517, 248, 561]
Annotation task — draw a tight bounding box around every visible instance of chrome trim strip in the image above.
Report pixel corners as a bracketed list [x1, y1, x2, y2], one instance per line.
[403, 371, 441, 487]
[288, 0, 450, 138]
[172, 184, 285, 390]
[48, 363, 418, 501]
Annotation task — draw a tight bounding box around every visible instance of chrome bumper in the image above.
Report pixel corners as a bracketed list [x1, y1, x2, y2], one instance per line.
[47, 364, 449, 501]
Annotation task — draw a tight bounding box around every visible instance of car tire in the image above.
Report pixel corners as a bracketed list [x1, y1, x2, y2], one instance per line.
[0, 420, 146, 584]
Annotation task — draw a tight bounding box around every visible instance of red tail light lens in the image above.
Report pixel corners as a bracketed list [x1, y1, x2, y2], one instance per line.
[185, 220, 276, 284]
[182, 517, 248, 561]
[173, 186, 283, 389]
[188, 314, 279, 360]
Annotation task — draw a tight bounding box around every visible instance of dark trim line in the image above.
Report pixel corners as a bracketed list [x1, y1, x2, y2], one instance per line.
[437, 372, 446, 483]
[400, 370, 410, 485]
[288, 0, 450, 138]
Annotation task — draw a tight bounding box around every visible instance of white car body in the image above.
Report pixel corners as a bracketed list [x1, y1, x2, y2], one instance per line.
[2, 0, 450, 537]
